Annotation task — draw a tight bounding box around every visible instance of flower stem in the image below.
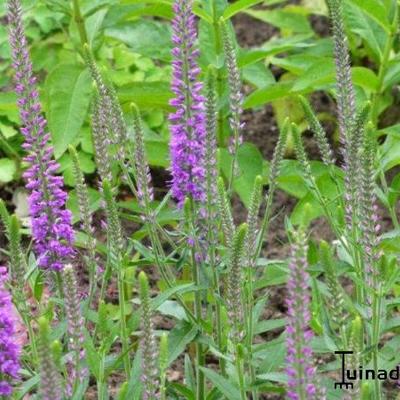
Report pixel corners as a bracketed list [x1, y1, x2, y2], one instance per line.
[72, 0, 89, 46]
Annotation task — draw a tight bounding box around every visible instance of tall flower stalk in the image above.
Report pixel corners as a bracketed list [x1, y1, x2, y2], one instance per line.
[7, 0, 74, 271]
[327, 0, 360, 242]
[169, 0, 206, 205]
[84, 47, 128, 164]
[131, 104, 154, 212]
[139, 272, 159, 400]
[220, 19, 244, 190]
[37, 317, 62, 400]
[63, 264, 87, 396]
[286, 230, 320, 400]
[170, 2, 208, 397]
[226, 223, 248, 343]
[69, 146, 98, 308]
[0, 268, 21, 397]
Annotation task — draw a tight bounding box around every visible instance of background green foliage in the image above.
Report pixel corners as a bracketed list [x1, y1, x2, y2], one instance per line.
[0, 0, 399, 228]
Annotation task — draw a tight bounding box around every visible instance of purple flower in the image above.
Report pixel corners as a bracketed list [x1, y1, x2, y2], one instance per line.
[169, 0, 206, 205]
[285, 232, 319, 400]
[0, 267, 21, 396]
[7, 0, 74, 271]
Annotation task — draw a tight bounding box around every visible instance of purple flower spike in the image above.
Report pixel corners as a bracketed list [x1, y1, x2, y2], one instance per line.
[285, 231, 322, 400]
[0, 267, 21, 396]
[169, 0, 206, 205]
[7, 0, 74, 271]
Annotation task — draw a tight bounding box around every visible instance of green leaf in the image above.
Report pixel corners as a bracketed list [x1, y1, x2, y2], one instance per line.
[223, 0, 264, 19]
[83, 330, 101, 380]
[239, 35, 313, 67]
[345, 1, 387, 61]
[0, 122, 17, 138]
[0, 92, 18, 123]
[243, 62, 275, 88]
[277, 160, 343, 198]
[219, 143, 265, 207]
[380, 134, 400, 171]
[200, 367, 241, 400]
[350, 0, 390, 33]
[352, 67, 379, 92]
[45, 64, 92, 158]
[145, 139, 170, 167]
[0, 158, 16, 183]
[118, 82, 173, 110]
[291, 59, 335, 92]
[150, 283, 195, 311]
[244, 82, 293, 109]
[105, 19, 172, 61]
[168, 321, 198, 365]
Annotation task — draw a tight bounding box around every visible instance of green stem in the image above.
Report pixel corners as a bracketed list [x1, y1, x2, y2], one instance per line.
[189, 202, 205, 400]
[212, 1, 224, 146]
[246, 264, 258, 400]
[372, 288, 383, 400]
[118, 157, 198, 325]
[72, 0, 89, 46]
[209, 225, 226, 376]
[117, 266, 131, 378]
[97, 352, 106, 400]
[235, 346, 247, 400]
[93, 263, 112, 339]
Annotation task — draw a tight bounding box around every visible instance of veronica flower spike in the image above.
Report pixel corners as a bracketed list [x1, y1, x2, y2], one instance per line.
[0, 268, 21, 397]
[169, 0, 207, 205]
[7, 0, 74, 271]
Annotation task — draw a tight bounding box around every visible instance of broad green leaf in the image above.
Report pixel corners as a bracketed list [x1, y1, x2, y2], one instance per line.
[200, 367, 241, 400]
[219, 143, 265, 207]
[255, 318, 287, 335]
[239, 35, 313, 67]
[345, 1, 387, 61]
[123, 349, 143, 400]
[145, 139, 170, 167]
[0, 92, 18, 123]
[223, 0, 264, 19]
[382, 57, 400, 90]
[118, 1, 173, 19]
[150, 283, 195, 311]
[243, 62, 275, 88]
[105, 19, 172, 60]
[255, 261, 289, 288]
[168, 321, 198, 365]
[380, 134, 400, 171]
[46, 64, 92, 158]
[118, 82, 173, 110]
[277, 160, 343, 199]
[352, 67, 379, 92]
[0, 122, 17, 138]
[86, 8, 108, 45]
[292, 62, 378, 93]
[244, 82, 293, 109]
[291, 59, 335, 92]
[0, 158, 16, 183]
[83, 330, 101, 379]
[350, 0, 390, 33]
